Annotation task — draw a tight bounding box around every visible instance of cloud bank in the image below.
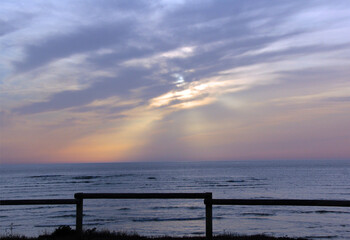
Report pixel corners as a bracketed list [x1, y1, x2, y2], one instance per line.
[1, 0, 350, 163]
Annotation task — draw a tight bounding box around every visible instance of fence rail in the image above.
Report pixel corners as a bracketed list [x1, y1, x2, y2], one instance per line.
[0, 199, 77, 205]
[74, 192, 212, 238]
[75, 192, 209, 199]
[2, 193, 350, 240]
[211, 199, 350, 207]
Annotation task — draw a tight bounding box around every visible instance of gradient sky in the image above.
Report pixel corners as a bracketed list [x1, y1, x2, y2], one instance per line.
[1, 0, 350, 164]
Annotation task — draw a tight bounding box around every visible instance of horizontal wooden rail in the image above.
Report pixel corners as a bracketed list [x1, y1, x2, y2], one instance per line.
[0, 199, 77, 205]
[2, 193, 350, 240]
[74, 192, 212, 239]
[74, 192, 209, 199]
[211, 199, 350, 207]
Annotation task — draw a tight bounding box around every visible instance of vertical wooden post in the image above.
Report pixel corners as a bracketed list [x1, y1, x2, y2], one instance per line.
[205, 192, 213, 240]
[74, 193, 83, 234]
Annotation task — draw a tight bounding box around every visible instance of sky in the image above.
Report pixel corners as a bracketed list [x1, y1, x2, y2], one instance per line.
[1, 0, 350, 164]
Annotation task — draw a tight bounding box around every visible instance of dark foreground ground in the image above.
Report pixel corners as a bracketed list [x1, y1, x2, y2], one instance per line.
[0, 226, 308, 240]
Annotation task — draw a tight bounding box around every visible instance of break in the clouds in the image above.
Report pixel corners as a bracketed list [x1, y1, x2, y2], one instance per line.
[1, 0, 350, 163]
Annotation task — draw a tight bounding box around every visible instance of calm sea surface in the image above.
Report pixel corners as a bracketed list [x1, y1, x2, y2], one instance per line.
[1, 160, 349, 239]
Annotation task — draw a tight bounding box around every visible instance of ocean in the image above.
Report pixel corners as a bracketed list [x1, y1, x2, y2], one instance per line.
[0, 160, 349, 239]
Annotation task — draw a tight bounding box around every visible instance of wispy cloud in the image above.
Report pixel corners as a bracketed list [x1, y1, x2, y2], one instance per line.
[1, 0, 350, 163]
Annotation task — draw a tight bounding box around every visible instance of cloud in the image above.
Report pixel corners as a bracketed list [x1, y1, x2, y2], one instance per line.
[0, 19, 16, 37]
[14, 20, 137, 73]
[2, 0, 350, 162]
[327, 96, 350, 102]
[14, 66, 155, 114]
[12, 2, 350, 115]
[11, 0, 350, 109]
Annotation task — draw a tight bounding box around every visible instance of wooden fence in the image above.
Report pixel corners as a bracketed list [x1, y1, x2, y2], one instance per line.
[73, 192, 212, 238]
[2, 193, 350, 240]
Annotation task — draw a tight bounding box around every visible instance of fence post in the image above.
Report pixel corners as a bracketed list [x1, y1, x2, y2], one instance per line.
[204, 192, 213, 240]
[74, 193, 83, 234]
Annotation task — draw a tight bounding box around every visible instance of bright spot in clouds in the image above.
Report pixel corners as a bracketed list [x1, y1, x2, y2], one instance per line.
[172, 73, 185, 86]
[1, 0, 350, 163]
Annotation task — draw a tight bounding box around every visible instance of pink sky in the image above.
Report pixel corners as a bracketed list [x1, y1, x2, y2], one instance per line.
[1, 0, 350, 163]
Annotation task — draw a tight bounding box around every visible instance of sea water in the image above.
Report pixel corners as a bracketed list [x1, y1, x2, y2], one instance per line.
[0, 160, 349, 239]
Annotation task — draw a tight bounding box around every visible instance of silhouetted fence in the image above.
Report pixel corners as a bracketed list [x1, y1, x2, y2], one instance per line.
[2, 193, 350, 240]
[0, 199, 77, 205]
[211, 199, 350, 207]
